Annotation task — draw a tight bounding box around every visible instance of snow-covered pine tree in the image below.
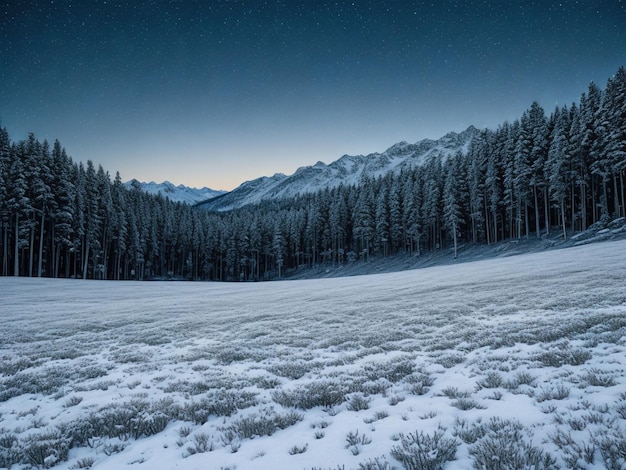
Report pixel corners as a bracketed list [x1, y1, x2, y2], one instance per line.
[547, 105, 572, 240]
[601, 66, 626, 217]
[443, 153, 463, 258]
[0, 127, 10, 275]
[50, 141, 75, 278]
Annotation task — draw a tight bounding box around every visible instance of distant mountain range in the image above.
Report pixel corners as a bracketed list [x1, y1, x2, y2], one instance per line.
[197, 125, 480, 211]
[127, 126, 479, 209]
[125, 180, 226, 205]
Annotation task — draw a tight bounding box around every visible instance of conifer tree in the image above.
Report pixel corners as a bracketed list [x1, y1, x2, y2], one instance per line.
[443, 154, 463, 258]
[547, 105, 572, 239]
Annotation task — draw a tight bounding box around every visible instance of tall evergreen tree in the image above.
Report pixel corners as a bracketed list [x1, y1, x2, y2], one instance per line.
[443, 154, 463, 258]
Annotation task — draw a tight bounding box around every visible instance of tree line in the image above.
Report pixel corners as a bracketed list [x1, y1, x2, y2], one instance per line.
[1, 67, 624, 281]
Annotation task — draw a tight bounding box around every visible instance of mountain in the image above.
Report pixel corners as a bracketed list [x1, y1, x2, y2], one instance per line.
[197, 126, 480, 212]
[125, 180, 225, 205]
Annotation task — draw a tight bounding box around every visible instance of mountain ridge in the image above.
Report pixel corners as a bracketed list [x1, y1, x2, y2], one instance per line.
[125, 180, 226, 205]
[198, 125, 480, 211]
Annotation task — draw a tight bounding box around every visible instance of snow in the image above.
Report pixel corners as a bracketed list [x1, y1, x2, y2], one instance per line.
[1, 239, 625, 469]
[125, 180, 226, 205]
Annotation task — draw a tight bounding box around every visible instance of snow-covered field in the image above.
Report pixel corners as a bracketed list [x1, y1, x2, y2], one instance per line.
[1, 240, 626, 470]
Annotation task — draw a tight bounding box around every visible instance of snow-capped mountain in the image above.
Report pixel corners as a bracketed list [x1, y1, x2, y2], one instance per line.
[125, 180, 225, 205]
[198, 125, 480, 212]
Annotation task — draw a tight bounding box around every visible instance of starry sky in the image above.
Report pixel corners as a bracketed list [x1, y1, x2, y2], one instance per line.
[2, 1, 625, 190]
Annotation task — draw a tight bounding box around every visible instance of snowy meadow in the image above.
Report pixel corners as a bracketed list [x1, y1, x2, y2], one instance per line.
[1, 240, 626, 470]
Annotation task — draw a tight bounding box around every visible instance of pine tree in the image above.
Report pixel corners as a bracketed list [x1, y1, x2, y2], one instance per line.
[528, 102, 549, 237]
[110, 172, 128, 279]
[7, 142, 30, 275]
[547, 105, 572, 239]
[443, 155, 463, 258]
[501, 121, 519, 239]
[375, 181, 390, 256]
[353, 177, 374, 260]
[272, 220, 286, 278]
[484, 129, 501, 243]
[0, 127, 10, 275]
[467, 136, 486, 242]
[51, 141, 75, 277]
[601, 66, 626, 217]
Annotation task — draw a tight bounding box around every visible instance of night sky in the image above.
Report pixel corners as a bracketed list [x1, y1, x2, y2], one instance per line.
[2, 1, 625, 190]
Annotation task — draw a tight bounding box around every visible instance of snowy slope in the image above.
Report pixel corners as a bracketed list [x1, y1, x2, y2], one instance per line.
[198, 126, 479, 211]
[1, 239, 625, 469]
[125, 180, 225, 204]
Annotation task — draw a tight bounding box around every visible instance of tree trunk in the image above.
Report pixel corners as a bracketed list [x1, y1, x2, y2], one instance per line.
[533, 185, 540, 238]
[83, 239, 90, 279]
[560, 199, 567, 240]
[601, 176, 609, 219]
[580, 182, 587, 232]
[452, 222, 458, 259]
[2, 223, 8, 276]
[619, 171, 626, 217]
[37, 211, 45, 277]
[613, 173, 620, 217]
[484, 194, 491, 245]
[543, 186, 550, 235]
[14, 214, 19, 276]
[29, 223, 35, 277]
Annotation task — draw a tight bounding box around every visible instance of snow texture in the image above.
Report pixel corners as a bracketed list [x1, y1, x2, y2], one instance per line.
[1, 239, 625, 469]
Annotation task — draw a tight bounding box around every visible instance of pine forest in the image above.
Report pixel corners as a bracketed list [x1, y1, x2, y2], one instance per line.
[0, 67, 625, 281]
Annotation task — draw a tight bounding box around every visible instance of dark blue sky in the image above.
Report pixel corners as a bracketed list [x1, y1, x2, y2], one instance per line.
[2, 1, 625, 190]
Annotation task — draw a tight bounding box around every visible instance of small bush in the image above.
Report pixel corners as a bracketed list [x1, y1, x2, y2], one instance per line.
[390, 428, 458, 470]
[451, 398, 486, 410]
[181, 390, 258, 424]
[272, 381, 346, 409]
[269, 362, 313, 380]
[469, 418, 556, 469]
[388, 395, 405, 406]
[185, 432, 214, 456]
[358, 456, 396, 469]
[453, 418, 487, 444]
[407, 373, 435, 396]
[22, 429, 72, 468]
[347, 394, 371, 411]
[535, 348, 591, 367]
[346, 430, 372, 456]
[364, 410, 389, 424]
[0, 431, 20, 468]
[550, 429, 595, 469]
[64, 395, 84, 408]
[536, 384, 570, 402]
[583, 369, 617, 387]
[593, 426, 626, 470]
[435, 354, 465, 369]
[288, 443, 308, 455]
[223, 408, 303, 440]
[69, 456, 95, 469]
[365, 359, 415, 383]
[476, 371, 503, 389]
[440, 386, 471, 399]
[615, 402, 626, 420]
[505, 371, 537, 389]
